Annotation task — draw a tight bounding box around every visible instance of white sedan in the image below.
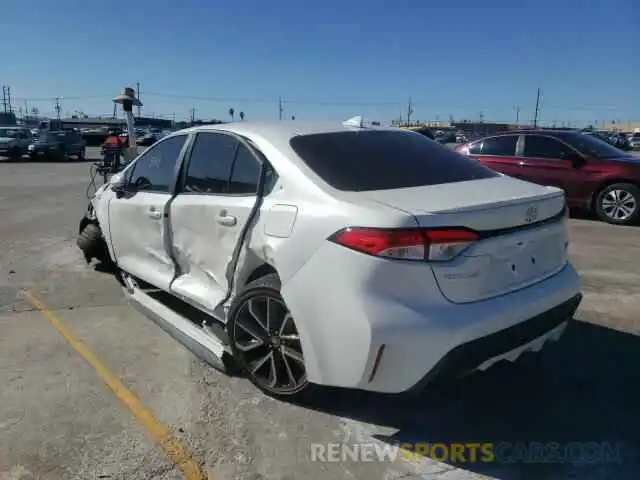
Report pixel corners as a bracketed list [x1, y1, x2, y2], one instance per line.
[76, 119, 582, 399]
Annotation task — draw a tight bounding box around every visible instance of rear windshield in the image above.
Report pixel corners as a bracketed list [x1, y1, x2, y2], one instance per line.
[289, 130, 499, 192]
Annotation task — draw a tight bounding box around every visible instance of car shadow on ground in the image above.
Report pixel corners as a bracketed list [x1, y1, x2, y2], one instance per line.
[293, 319, 640, 479]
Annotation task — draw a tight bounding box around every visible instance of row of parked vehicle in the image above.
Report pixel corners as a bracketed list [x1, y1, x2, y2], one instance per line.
[583, 129, 638, 151]
[0, 125, 176, 161]
[0, 126, 86, 161]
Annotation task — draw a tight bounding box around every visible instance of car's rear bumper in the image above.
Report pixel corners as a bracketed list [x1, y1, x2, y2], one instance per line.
[406, 293, 581, 392]
[282, 242, 581, 394]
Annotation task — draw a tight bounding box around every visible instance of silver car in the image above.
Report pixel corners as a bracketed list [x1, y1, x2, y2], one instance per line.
[0, 127, 33, 160]
[629, 132, 640, 150]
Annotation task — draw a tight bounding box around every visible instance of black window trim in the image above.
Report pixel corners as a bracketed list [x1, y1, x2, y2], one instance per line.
[470, 134, 519, 156]
[124, 133, 191, 194]
[520, 133, 585, 161]
[177, 130, 271, 198]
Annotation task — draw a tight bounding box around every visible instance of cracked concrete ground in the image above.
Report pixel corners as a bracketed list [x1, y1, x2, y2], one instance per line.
[0, 149, 638, 480]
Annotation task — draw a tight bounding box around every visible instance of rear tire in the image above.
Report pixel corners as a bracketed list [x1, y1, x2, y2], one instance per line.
[594, 182, 640, 226]
[228, 274, 310, 399]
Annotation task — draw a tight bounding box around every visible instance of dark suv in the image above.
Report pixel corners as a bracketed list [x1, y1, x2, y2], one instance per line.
[455, 130, 640, 225]
[28, 130, 86, 161]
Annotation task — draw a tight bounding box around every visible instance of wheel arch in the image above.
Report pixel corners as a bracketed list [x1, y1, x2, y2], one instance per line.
[244, 263, 279, 285]
[589, 179, 640, 213]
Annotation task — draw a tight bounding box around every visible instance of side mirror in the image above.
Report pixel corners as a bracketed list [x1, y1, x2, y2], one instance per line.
[110, 172, 126, 191]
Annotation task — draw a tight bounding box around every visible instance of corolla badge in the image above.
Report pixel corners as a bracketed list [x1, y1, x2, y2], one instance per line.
[524, 205, 538, 223]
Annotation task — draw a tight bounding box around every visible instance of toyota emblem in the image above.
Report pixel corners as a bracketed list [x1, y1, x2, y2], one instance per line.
[524, 205, 538, 223]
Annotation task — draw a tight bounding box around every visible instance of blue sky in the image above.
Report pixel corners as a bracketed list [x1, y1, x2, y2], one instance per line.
[2, 0, 638, 126]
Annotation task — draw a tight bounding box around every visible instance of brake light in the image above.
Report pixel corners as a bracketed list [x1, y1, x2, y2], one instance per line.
[329, 227, 479, 262]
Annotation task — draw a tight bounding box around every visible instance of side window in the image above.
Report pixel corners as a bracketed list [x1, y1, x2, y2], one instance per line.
[183, 132, 238, 194]
[479, 136, 518, 156]
[523, 135, 572, 159]
[228, 143, 262, 195]
[128, 135, 187, 192]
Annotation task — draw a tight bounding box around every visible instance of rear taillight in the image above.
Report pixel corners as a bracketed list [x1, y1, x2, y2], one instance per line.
[329, 227, 479, 262]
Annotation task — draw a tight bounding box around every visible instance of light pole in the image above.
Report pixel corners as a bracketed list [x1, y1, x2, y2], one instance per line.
[113, 87, 143, 162]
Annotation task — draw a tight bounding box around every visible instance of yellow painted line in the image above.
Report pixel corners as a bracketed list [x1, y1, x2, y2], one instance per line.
[23, 291, 208, 480]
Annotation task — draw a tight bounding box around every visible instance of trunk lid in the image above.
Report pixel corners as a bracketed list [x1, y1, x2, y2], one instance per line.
[363, 176, 569, 303]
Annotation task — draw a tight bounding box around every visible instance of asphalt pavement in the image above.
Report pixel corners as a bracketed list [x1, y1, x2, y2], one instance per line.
[0, 147, 639, 480]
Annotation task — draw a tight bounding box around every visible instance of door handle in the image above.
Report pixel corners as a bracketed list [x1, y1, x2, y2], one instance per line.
[216, 212, 237, 226]
[147, 208, 163, 220]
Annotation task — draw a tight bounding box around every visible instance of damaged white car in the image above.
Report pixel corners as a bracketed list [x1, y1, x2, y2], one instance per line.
[77, 119, 582, 398]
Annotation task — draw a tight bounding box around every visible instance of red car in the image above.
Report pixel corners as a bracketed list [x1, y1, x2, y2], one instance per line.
[455, 130, 640, 226]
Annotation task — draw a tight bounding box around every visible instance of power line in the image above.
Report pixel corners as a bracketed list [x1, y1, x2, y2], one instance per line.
[9, 90, 631, 114]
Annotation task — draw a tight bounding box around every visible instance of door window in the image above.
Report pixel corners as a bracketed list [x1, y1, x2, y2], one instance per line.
[228, 143, 262, 194]
[182, 132, 238, 194]
[128, 134, 187, 192]
[479, 135, 518, 156]
[523, 135, 573, 159]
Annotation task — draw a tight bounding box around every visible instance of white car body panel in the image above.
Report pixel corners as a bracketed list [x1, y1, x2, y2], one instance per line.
[109, 191, 175, 290]
[169, 193, 259, 311]
[88, 121, 582, 394]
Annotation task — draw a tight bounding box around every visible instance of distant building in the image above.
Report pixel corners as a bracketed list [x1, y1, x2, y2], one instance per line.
[57, 116, 173, 130]
[451, 121, 511, 136]
[599, 122, 640, 133]
[22, 116, 173, 130]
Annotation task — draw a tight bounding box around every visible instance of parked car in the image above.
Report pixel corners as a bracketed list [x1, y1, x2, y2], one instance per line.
[607, 132, 632, 151]
[629, 132, 640, 150]
[456, 130, 640, 225]
[0, 127, 33, 160]
[76, 121, 581, 399]
[136, 131, 160, 147]
[28, 130, 86, 161]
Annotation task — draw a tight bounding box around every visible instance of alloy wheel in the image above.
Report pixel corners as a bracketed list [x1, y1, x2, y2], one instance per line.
[232, 295, 306, 395]
[601, 189, 637, 221]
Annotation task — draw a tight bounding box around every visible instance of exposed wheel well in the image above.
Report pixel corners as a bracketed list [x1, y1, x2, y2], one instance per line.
[590, 180, 640, 212]
[79, 216, 94, 234]
[245, 263, 278, 285]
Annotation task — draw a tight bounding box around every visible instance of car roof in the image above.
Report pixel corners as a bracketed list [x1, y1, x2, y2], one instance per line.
[175, 120, 399, 144]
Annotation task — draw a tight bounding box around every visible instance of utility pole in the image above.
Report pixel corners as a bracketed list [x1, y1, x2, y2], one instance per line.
[1, 86, 6, 113]
[189, 107, 196, 124]
[514, 105, 521, 124]
[407, 97, 413, 125]
[136, 82, 141, 117]
[54, 97, 61, 120]
[279, 96, 283, 121]
[6, 86, 12, 113]
[533, 88, 541, 128]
